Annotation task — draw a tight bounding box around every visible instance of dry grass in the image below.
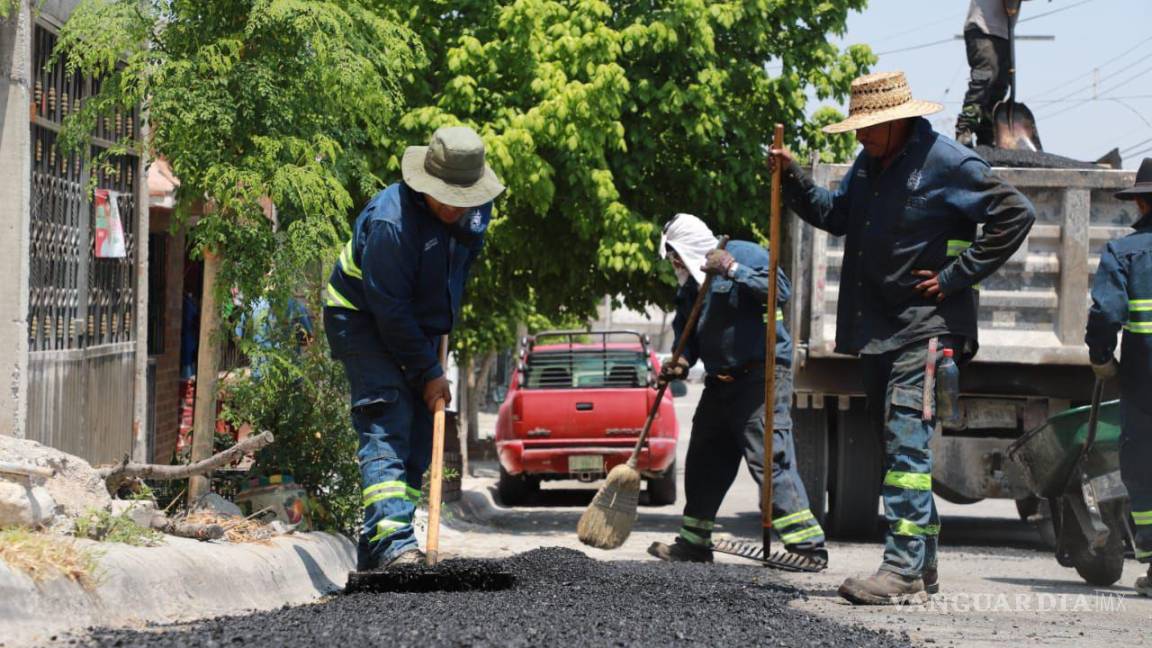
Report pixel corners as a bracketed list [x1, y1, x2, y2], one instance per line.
[183, 511, 278, 544]
[0, 528, 100, 588]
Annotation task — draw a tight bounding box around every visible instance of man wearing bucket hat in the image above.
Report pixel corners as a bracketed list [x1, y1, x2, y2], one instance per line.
[323, 126, 504, 571]
[1085, 158, 1152, 597]
[770, 71, 1035, 604]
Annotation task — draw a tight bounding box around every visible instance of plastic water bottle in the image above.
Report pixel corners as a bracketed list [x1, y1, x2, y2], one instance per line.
[936, 348, 961, 427]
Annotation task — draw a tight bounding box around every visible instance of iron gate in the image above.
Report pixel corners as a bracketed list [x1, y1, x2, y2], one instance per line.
[26, 23, 141, 464]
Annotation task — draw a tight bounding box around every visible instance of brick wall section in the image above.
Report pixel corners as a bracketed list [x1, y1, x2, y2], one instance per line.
[150, 208, 185, 463]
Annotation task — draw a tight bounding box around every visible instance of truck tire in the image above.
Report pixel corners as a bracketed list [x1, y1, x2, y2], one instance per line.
[497, 467, 539, 506]
[646, 460, 677, 507]
[826, 401, 883, 539]
[791, 405, 830, 523]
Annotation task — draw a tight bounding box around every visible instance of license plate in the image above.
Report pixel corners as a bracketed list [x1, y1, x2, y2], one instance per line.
[568, 455, 604, 473]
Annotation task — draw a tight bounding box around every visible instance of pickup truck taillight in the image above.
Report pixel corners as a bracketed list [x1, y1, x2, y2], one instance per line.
[512, 393, 523, 422]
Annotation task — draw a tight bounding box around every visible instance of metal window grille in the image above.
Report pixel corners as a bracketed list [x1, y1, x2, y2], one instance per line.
[28, 24, 141, 352]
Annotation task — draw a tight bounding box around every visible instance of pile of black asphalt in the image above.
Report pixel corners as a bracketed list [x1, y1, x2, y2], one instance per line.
[80, 547, 913, 648]
[975, 145, 1098, 170]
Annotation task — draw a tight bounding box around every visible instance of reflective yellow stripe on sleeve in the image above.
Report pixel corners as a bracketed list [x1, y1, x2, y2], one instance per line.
[1124, 322, 1152, 334]
[946, 240, 972, 257]
[340, 240, 363, 279]
[325, 283, 358, 310]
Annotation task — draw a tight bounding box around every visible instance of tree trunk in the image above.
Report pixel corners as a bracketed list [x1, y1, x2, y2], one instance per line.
[188, 250, 222, 503]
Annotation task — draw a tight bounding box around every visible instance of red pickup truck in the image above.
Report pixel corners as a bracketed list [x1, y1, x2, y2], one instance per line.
[494, 330, 680, 506]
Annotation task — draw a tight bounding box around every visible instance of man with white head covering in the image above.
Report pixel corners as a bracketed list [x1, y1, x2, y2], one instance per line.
[324, 126, 504, 572]
[648, 213, 828, 569]
[771, 72, 1034, 604]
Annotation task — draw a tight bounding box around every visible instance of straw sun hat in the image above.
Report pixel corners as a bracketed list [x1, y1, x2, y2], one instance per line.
[822, 71, 944, 134]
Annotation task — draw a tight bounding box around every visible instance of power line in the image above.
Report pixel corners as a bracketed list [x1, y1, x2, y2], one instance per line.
[1017, 0, 1100, 24]
[1033, 39, 1152, 106]
[1122, 137, 1152, 154]
[876, 37, 957, 57]
[1040, 62, 1152, 120]
[1030, 36, 1152, 100]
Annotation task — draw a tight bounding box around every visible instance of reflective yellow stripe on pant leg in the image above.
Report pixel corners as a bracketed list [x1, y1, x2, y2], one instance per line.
[370, 516, 410, 543]
[884, 471, 932, 491]
[1132, 511, 1152, 525]
[773, 509, 815, 528]
[892, 519, 941, 537]
[683, 516, 715, 530]
[780, 525, 824, 545]
[678, 528, 710, 546]
[363, 481, 409, 508]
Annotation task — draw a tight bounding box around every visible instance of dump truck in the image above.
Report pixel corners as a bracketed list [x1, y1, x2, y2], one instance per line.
[785, 162, 1138, 539]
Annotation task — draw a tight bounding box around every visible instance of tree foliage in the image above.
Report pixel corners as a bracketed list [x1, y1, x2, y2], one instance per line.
[54, 0, 423, 527]
[375, 0, 873, 359]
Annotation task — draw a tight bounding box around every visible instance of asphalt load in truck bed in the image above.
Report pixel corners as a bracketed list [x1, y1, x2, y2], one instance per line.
[80, 547, 912, 648]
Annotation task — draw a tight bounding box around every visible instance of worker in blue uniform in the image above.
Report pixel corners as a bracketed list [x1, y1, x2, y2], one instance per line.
[772, 72, 1034, 604]
[1085, 157, 1152, 598]
[323, 126, 504, 571]
[647, 213, 827, 570]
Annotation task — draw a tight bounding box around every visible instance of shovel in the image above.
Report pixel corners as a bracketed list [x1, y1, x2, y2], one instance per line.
[993, 0, 1043, 151]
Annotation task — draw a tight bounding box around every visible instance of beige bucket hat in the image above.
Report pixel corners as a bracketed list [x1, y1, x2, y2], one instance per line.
[822, 71, 943, 134]
[402, 126, 505, 207]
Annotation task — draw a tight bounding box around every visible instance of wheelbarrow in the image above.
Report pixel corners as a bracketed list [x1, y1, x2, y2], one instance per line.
[1007, 379, 1130, 586]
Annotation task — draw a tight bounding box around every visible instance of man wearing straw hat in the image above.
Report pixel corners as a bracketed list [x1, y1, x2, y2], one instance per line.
[1085, 158, 1152, 597]
[771, 72, 1035, 604]
[323, 126, 504, 572]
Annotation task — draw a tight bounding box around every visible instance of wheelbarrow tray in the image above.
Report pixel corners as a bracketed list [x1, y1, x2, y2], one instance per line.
[1008, 399, 1122, 498]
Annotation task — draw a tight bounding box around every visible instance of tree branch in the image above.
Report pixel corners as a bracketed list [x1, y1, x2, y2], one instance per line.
[98, 431, 275, 494]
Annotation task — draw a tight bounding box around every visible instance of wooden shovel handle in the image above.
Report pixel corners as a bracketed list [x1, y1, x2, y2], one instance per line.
[426, 335, 449, 566]
[763, 123, 784, 553]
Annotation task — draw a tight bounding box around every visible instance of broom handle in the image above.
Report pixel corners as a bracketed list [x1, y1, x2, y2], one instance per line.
[626, 236, 730, 469]
[763, 124, 784, 554]
[426, 334, 449, 566]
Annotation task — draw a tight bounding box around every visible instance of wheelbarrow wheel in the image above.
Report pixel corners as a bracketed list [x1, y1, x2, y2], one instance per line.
[1072, 545, 1124, 587]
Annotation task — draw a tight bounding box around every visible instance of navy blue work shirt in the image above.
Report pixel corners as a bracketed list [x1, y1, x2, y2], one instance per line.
[783, 117, 1035, 357]
[672, 239, 792, 374]
[324, 182, 490, 386]
[1086, 211, 1152, 408]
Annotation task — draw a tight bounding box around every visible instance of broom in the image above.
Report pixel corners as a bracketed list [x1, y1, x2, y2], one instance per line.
[577, 235, 730, 550]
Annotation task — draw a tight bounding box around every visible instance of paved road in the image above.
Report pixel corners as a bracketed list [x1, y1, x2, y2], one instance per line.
[457, 382, 1151, 647]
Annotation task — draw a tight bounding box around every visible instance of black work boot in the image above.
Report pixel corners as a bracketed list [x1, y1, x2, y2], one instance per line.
[838, 569, 927, 606]
[648, 537, 713, 563]
[1137, 565, 1151, 598]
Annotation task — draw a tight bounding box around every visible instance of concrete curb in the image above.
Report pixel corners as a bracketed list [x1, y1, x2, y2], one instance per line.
[0, 532, 355, 646]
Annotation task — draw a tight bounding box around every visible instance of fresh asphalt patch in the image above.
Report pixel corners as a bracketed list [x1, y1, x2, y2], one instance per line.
[81, 548, 914, 647]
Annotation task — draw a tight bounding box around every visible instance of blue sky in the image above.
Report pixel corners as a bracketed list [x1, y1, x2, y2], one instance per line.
[811, 0, 1152, 168]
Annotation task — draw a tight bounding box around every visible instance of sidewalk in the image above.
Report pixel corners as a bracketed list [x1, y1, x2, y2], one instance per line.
[0, 532, 354, 647]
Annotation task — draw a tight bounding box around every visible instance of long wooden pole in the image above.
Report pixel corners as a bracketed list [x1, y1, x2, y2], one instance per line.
[763, 124, 784, 554]
[188, 249, 221, 504]
[426, 334, 449, 566]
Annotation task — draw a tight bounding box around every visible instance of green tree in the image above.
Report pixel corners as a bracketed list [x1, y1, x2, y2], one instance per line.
[54, 0, 423, 531]
[378, 0, 873, 364]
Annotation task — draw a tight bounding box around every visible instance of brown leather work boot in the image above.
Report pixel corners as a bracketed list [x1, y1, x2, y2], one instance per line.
[838, 569, 928, 605]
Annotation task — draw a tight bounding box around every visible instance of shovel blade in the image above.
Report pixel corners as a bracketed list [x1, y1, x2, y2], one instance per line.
[993, 101, 1043, 152]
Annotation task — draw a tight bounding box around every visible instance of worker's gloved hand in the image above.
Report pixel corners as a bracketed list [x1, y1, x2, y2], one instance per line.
[701, 249, 736, 277]
[423, 375, 452, 412]
[658, 357, 690, 385]
[1091, 357, 1119, 380]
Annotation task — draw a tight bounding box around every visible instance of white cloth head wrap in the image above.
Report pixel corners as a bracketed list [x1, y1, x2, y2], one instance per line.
[659, 213, 717, 286]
